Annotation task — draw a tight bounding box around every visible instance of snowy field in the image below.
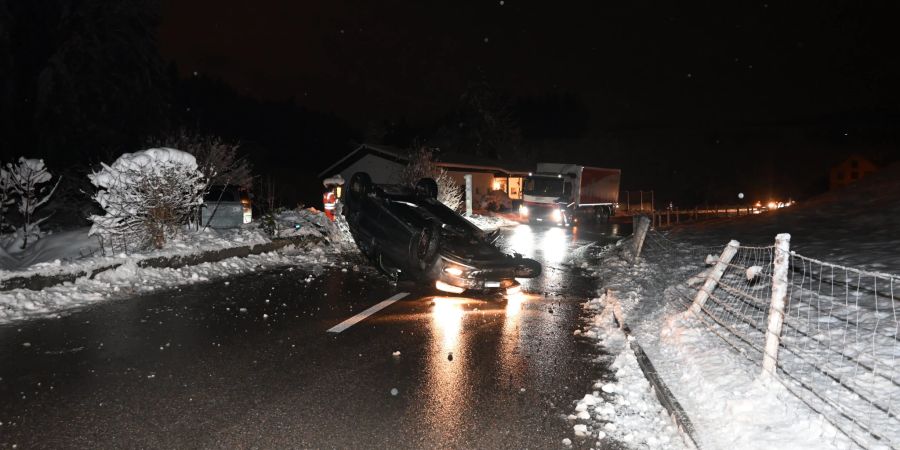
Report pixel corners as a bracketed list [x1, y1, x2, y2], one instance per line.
[572, 165, 900, 449]
[670, 162, 900, 273]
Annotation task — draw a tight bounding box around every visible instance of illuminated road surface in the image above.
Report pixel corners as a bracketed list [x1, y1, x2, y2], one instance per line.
[0, 222, 629, 449]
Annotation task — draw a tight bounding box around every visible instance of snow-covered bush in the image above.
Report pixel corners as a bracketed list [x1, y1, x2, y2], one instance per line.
[88, 148, 205, 251]
[147, 129, 253, 189]
[401, 147, 464, 211]
[0, 168, 14, 233]
[479, 189, 511, 211]
[3, 158, 60, 248]
[434, 170, 464, 212]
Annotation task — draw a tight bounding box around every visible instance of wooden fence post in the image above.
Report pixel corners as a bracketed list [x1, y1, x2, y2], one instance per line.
[464, 174, 473, 216]
[690, 240, 740, 315]
[761, 233, 791, 379]
[631, 215, 651, 263]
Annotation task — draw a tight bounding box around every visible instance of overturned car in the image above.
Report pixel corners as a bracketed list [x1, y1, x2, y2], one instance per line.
[342, 172, 541, 294]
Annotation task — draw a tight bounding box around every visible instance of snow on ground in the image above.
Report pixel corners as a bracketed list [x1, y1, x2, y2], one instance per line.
[561, 168, 900, 448]
[568, 165, 900, 449]
[464, 213, 520, 231]
[0, 242, 345, 325]
[0, 207, 356, 325]
[566, 292, 686, 449]
[0, 207, 348, 276]
[670, 161, 900, 273]
[575, 245, 855, 449]
[0, 225, 270, 277]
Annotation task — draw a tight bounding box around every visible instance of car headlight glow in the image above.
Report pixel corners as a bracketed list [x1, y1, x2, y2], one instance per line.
[519, 204, 529, 216]
[551, 208, 562, 222]
[443, 266, 464, 277]
[435, 280, 465, 294]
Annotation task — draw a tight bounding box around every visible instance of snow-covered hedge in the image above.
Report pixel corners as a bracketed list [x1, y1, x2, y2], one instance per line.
[89, 148, 205, 251]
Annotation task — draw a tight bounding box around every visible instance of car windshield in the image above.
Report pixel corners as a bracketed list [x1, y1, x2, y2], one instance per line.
[523, 177, 565, 197]
[204, 186, 238, 202]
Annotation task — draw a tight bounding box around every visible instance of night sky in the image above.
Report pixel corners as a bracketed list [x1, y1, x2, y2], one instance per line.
[160, 1, 899, 131]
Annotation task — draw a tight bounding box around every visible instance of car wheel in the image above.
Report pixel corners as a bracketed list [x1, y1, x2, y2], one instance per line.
[415, 178, 438, 199]
[347, 172, 372, 209]
[409, 221, 440, 277]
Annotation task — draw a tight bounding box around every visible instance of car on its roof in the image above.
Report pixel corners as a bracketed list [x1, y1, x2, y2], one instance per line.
[342, 172, 541, 295]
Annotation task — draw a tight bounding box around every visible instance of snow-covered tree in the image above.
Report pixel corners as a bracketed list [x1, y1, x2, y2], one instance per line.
[4, 158, 60, 248]
[89, 148, 205, 251]
[401, 147, 464, 212]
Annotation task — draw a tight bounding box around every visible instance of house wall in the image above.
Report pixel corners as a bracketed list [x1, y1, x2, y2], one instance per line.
[445, 170, 494, 196]
[829, 156, 878, 190]
[335, 153, 405, 185]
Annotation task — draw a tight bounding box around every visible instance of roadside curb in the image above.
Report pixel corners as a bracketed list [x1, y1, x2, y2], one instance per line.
[0, 235, 322, 292]
[627, 336, 701, 450]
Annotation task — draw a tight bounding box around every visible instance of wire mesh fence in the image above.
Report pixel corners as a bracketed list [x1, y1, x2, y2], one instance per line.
[644, 230, 900, 448]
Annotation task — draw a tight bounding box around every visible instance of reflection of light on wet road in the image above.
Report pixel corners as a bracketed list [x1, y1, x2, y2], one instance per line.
[506, 224, 535, 257]
[500, 293, 529, 399]
[432, 297, 465, 350]
[540, 227, 567, 264]
[422, 297, 475, 439]
[505, 293, 525, 318]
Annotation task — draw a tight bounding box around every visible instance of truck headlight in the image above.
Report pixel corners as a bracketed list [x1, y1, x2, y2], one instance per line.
[551, 208, 562, 222]
[519, 204, 529, 216]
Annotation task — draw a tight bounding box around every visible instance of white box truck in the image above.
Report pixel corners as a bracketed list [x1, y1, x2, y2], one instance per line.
[519, 163, 621, 226]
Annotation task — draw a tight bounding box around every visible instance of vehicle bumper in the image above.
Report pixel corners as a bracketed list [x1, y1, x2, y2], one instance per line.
[434, 257, 523, 294]
[521, 203, 567, 225]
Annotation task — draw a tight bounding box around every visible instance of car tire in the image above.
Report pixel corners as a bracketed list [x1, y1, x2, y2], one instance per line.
[347, 172, 373, 209]
[415, 178, 438, 199]
[408, 221, 441, 278]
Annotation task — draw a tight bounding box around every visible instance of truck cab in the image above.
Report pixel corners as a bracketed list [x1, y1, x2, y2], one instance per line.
[520, 173, 575, 225]
[519, 163, 621, 226]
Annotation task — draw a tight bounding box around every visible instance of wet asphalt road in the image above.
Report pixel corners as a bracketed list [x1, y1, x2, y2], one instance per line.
[0, 222, 630, 449]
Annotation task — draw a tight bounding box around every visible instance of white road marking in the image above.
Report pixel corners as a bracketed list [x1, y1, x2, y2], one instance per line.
[327, 292, 410, 333]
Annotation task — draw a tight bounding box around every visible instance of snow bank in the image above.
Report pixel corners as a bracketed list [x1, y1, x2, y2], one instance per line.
[567, 292, 687, 449]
